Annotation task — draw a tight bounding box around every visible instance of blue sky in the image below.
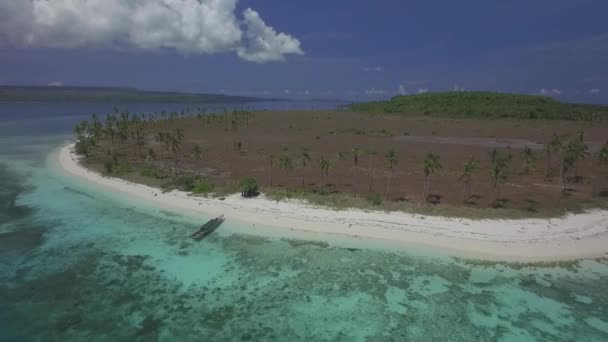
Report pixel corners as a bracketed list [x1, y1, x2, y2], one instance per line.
[0, 0, 606, 103]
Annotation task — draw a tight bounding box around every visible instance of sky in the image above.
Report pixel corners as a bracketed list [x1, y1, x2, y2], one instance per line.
[0, 0, 607, 103]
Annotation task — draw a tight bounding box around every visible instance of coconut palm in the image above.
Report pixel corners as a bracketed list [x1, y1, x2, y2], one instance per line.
[384, 148, 399, 199]
[460, 156, 480, 199]
[279, 153, 294, 186]
[145, 148, 157, 164]
[193, 144, 202, 160]
[366, 150, 377, 192]
[300, 147, 312, 186]
[559, 134, 589, 192]
[267, 154, 276, 187]
[422, 152, 442, 201]
[544, 133, 565, 176]
[351, 147, 361, 197]
[489, 149, 512, 195]
[319, 156, 331, 184]
[595, 141, 608, 193]
[568, 132, 589, 181]
[596, 141, 608, 164]
[351, 147, 361, 167]
[521, 146, 536, 175]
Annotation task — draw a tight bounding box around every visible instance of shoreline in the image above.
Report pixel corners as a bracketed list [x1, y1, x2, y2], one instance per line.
[57, 144, 608, 262]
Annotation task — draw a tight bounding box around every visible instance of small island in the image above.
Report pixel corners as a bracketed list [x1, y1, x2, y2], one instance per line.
[61, 92, 608, 260]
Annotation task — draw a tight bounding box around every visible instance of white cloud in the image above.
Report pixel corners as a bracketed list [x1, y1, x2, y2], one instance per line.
[363, 66, 384, 72]
[48, 81, 63, 87]
[398, 84, 407, 95]
[0, 0, 302, 63]
[590, 88, 601, 94]
[453, 84, 465, 92]
[417, 88, 429, 94]
[540, 88, 563, 96]
[365, 88, 385, 95]
[283, 89, 291, 95]
[298, 89, 310, 96]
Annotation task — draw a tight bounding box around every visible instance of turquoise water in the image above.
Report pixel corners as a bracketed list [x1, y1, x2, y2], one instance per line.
[1, 103, 608, 341]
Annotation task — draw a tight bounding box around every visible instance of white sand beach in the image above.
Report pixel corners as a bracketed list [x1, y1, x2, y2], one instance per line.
[58, 144, 608, 261]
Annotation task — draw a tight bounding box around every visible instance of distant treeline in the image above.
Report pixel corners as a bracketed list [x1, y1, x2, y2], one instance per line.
[350, 92, 608, 121]
[0, 86, 266, 104]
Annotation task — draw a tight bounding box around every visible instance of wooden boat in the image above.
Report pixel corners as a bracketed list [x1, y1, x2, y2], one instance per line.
[191, 215, 225, 241]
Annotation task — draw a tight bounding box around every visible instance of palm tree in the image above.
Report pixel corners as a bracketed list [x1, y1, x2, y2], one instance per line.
[145, 148, 157, 164]
[193, 144, 202, 160]
[267, 154, 276, 187]
[595, 141, 608, 193]
[568, 132, 589, 181]
[596, 141, 608, 164]
[319, 156, 331, 184]
[366, 150, 377, 192]
[422, 152, 442, 201]
[384, 148, 399, 199]
[521, 146, 536, 175]
[279, 153, 294, 185]
[460, 156, 480, 199]
[545, 133, 564, 176]
[351, 147, 361, 197]
[300, 147, 311, 186]
[489, 149, 512, 196]
[560, 134, 589, 192]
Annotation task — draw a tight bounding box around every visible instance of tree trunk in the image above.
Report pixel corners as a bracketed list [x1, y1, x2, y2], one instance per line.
[386, 171, 392, 199]
[352, 166, 357, 198]
[560, 157, 566, 193]
[269, 167, 273, 187]
[368, 155, 374, 192]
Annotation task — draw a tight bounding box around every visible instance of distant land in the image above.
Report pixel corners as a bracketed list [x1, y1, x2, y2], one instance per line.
[350, 92, 608, 121]
[0, 85, 270, 104]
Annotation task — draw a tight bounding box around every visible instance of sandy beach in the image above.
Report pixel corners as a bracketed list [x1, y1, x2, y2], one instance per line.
[57, 144, 608, 261]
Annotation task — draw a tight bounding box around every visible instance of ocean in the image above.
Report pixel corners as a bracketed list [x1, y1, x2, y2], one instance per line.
[1, 102, 607, 341]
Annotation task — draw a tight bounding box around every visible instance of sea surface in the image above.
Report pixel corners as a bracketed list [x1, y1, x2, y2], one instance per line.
[1, 102, 607, 341]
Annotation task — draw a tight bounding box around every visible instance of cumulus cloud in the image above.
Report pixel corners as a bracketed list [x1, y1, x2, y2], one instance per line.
[363, 66, 384, 72]
[48, 81, 63, 87]
[540, 88, 562, 96]
[590, 88, 600, 94]
[453, 84, 465, 92]
[417, 88, 429, 94]
[365, 88, 385, 95]
[0, 0, 303, 63]
[398, 84, 407, 95]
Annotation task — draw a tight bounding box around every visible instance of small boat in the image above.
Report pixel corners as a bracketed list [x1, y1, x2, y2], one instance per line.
[191, 215, 225, 241]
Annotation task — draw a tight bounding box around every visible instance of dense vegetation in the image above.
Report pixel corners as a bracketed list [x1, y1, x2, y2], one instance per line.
[350, 92, 608, 121]
[0, 86, 264, 104]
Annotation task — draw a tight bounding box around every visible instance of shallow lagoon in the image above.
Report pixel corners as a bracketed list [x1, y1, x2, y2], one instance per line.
[1, 103, 607, 341]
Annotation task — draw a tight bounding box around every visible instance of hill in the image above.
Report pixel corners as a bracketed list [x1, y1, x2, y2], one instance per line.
[350, 91, 608, 121]
[0, 86, 266, 104]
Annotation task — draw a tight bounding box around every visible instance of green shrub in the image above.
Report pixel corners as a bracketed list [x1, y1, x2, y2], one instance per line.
[317, 184, 332, 196]
[239, 177, 259, 198]
[139, 166, 166, 179]
[74, 139, 91, 157]
[103, 160, 114, 173]
[367, 192, 383, 206]
[111, 161, 132, 175]
[174, 175, 197, 191]
[192, 179, 214, 194]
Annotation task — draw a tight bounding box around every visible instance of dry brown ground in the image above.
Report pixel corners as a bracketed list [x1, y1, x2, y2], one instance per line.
[96, 110, 608, 215]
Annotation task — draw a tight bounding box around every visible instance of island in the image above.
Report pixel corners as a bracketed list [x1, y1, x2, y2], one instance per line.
[0, 85, 267, 103]
[59, 92, 608, 261]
